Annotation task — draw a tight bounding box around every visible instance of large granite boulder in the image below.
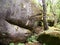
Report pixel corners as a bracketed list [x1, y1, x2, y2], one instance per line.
[0, 0, 40, 29]
[0, 19, 31, 45]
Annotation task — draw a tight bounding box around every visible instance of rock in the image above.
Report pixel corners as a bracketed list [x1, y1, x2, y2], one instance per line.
[25, 41, 42, 45]
[0, 0, 42, 30]
[0, 19, 31, 44]
[0, 0, 33, 29]
[34, 27, 43, 34]
[37, 27, 60, 45]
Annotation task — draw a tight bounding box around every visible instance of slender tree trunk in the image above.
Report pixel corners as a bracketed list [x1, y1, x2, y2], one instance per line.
[42, 0, 48, 30]
[50, 6, 57, 26]
[52, 10, 57, 26]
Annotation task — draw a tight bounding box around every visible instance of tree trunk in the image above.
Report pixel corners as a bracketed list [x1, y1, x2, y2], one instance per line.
[42, 0, 48, 30]
[50, 5, 57, 26]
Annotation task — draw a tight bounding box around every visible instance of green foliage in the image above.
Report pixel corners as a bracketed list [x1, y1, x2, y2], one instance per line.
[9, 43, 24, 45]
[43, 43, 47, 45]
[9, 43, 14, 45]
[18, 43, 24, 45]
[55, 23, 60, 29]
[27, 35, 38, 42]
[45, 0, 60, 24]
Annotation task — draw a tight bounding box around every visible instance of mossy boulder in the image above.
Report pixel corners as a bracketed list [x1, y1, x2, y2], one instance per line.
[37, 27, 60, 45]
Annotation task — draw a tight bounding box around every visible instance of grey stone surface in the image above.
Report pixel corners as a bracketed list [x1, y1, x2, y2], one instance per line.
[0, 19, 31, 43]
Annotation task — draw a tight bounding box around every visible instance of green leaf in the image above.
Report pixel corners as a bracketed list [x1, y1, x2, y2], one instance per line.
[18, 43, 24, 45]
[9, 43, 14, 45]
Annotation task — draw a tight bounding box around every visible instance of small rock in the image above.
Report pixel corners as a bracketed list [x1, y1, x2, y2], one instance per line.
[34, 27, 43, 34]
[25, 42, 42, 45]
